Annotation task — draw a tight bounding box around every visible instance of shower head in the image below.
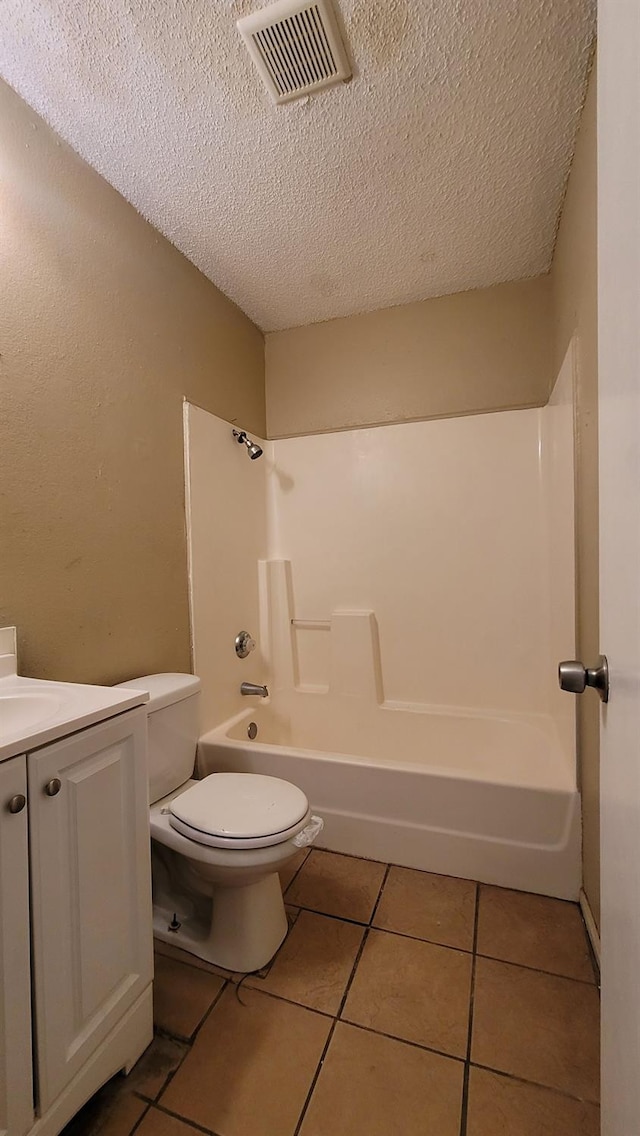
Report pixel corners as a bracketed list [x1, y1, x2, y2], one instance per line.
[232, 428, 263, 460]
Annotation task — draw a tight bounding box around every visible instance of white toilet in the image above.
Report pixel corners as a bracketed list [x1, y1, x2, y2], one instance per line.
[119, 673, 322, 973]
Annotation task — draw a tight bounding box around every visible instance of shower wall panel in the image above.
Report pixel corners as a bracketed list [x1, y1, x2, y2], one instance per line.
[267, 408, 572, 722]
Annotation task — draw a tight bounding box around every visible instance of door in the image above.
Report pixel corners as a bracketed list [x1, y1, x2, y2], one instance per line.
[28, 709, 153, 1113]
[598, 3, 640, 1134]
[0, 756, 33, 1136]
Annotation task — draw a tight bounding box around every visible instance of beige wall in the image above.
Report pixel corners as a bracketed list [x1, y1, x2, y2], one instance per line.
[0, 79, 264, 685]
[551, 64, 600, 926]
[266, 276, 553, 438]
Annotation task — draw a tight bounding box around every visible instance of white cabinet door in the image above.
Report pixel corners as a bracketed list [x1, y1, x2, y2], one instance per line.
[28, 709, 153, 1113]
[0, 756, 33, 1136]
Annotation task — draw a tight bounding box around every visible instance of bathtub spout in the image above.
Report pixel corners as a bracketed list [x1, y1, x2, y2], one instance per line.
[240, 682, 269, 698]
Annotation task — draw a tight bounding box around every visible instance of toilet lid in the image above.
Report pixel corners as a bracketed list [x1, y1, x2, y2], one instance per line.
[169, 773, 309, 842]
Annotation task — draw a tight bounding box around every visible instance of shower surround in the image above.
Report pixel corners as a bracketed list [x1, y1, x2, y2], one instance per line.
[185, 344, 578, 898]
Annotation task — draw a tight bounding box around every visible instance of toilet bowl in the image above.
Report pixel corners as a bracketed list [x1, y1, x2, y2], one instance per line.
[116, 673, 322, 972]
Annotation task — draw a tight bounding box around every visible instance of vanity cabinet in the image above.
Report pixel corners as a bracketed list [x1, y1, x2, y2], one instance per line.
[0, 755, 33, 1136]
[0, 707, 153, 1136]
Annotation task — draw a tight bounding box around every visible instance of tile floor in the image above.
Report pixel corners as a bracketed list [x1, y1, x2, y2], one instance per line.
[62, 849, 600, 1136]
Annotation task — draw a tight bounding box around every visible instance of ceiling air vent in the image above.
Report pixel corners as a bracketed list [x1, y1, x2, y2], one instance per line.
[237, 0, 351, 105]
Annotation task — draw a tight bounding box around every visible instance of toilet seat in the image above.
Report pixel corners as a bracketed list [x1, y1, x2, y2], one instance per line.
[168, 772, 311, 849]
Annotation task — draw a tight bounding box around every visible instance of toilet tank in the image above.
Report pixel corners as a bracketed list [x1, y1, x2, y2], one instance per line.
[116, 673, 201, 803]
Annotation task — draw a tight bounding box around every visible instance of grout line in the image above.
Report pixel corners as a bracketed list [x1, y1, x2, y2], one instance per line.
[312, 846, 389, 868]
[231, 980, 467, 1068]
[338, 1017, 466, 1066]
[338, 925, 371, 1017]
[150, 1101, 224, 1136]
[468, 1061, 601, 1108]
[473, 952, 599, 987]
[176, 979, 229, 1045]
[175, 971, 597, 1094]
[285, 905, 301, 928]
[283, 848, 312, 892]
[293, 923, 373, 1135]
[157, 920, 598, 987]
[187, 976, 231, 1043]
[368, 923, 471, 958]
[459, 882, 480, 1136]
[125, 1033, 192, 1105]
[276, 904, 598, 986]
[368, 862, 391, 925]
[154, 942, 236, 984]
[235, 983, 336, 1021]
[295, 855, 591, 915]
[284, 904, 372, 929]
[471, 883, 481, 958]
[153, 979, 230, 1105]
[293, 1019, 339, 1136]
[130, 1089, 160, 1106]
[188, 977, 230, 1043]
[128, 1098, 153, 1135]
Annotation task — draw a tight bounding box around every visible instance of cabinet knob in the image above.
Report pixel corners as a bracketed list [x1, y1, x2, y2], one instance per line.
[7, 794, 26, 814]
[44, 778, 62, 797]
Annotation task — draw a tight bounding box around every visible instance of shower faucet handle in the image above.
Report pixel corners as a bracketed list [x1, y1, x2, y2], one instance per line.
[235, 631, 256, 659]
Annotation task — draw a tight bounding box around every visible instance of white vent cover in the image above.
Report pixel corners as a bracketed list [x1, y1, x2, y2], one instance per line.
[237, 0, 351, 105]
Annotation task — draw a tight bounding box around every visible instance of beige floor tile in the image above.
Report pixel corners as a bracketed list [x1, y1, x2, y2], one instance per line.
[161, 985, 331, 1136]
[373, 866, 477, 950]
[472, 957, 600, 1101]
[343, 928, 472, 1057]
[466, 1067, 601, 1136]
[299, 1022, 463, 1136]
[285, 850, 386, 922]
[247, 909, 364, 1013]
[476, 886, 596, 982]
[154, 938, 239, 981]
[126, 1034, 189, 1100]
[136, 1108, 200, 1136]
[60, 1087, 147, 1136]
[279, 847, 310, 892]
[153, 954, 225, 1039]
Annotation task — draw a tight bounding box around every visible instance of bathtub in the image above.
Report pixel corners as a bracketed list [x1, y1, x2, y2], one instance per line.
[197, 693, 581, 900]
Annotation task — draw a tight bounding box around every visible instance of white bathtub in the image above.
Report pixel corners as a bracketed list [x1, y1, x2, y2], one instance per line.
[198, 694, 581, 900]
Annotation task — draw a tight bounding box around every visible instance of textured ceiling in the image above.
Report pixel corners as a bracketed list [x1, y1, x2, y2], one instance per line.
[0, 0, 595, 331]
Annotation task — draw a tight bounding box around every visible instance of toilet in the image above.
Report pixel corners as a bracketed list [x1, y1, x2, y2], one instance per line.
[118, 673, 322, 973]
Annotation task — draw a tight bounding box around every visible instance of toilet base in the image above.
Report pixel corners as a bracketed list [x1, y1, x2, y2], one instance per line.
[153, 871, 289, 972]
